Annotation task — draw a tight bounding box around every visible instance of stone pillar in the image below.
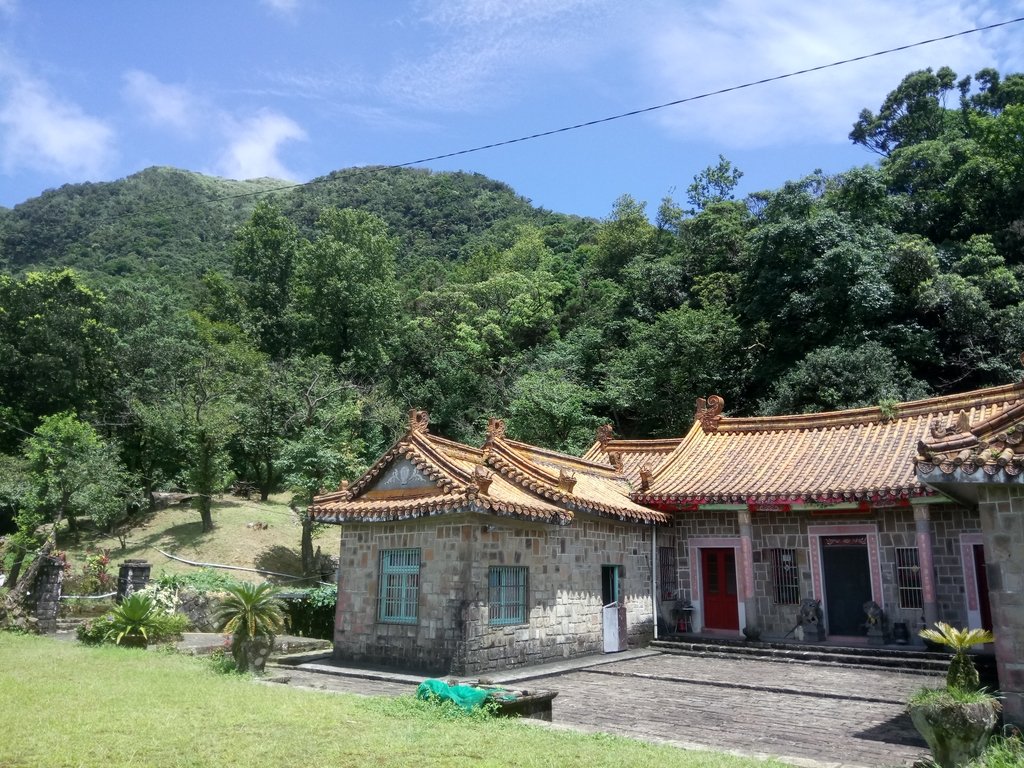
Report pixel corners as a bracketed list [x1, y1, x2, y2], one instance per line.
[30, 556, 64, 634]
[914, 505, 940, 628]
[116, 560, 151, 602]
[738, 510, 759, 632]
[977, 486, 1024, 726]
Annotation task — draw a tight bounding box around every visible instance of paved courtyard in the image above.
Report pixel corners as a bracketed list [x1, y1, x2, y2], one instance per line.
[273, 650, 941, 768]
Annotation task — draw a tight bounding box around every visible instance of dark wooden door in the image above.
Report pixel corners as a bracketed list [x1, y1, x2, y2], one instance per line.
[822, 539, 872, 635]
[974, 544, 993, 632]
[701, 548, 739, 630]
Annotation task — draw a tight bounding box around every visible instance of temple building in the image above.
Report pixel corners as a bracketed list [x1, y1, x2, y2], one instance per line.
[310, 380, 1024, 722]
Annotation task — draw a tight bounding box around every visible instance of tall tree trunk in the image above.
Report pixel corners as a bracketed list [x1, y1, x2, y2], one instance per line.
[300, 513, 315, 578]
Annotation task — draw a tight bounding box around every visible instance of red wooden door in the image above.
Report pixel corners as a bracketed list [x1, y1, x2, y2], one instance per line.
[701, 548, 739, 630]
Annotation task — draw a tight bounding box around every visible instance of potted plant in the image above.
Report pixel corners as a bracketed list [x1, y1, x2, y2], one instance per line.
[105, 593, 159, 649]
[215, 582, 285, 674]
[908, 622, 1000, 768]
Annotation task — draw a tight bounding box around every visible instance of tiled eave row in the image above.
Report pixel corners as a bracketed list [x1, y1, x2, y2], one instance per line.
[310, 495, 573, 525]
[633, 486, 930, 508]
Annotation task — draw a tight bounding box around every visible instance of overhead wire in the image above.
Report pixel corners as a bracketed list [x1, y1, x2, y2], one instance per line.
[82, 14, 1024, 227]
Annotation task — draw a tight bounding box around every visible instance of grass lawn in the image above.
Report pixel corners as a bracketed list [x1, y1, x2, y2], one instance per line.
[0, 634, 784, 768]
[56, 494, 323, 586]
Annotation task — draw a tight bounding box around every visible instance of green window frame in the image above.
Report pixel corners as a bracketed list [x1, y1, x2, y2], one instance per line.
[488, 566, 527, 625]
[378, 548, 420, 624]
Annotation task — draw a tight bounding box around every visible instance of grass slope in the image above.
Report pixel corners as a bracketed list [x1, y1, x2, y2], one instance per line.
[0, 634, 780, 768]
[57, 495, 322, 587]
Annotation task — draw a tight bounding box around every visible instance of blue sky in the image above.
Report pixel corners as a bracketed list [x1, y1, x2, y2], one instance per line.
[1, 1, 1023, 219]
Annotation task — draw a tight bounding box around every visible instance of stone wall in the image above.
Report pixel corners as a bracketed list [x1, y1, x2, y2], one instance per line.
[977, 484, 1024, 725]
[332, 513, 658, 675]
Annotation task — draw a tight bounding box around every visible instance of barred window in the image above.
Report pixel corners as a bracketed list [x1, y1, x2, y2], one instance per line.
[770, 548, 800, 604]
[378, 548, 420, 624]
[488, 566, 527, 625]
[895, 547, 923, 610]
[659, 546, 678, 600]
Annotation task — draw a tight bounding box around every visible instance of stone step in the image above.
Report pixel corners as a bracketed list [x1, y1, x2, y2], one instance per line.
[650, 636, 996, 681]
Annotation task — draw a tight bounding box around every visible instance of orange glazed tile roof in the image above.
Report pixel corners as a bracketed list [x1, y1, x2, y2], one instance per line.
[581, 427, 683, 489]
[309, 410, 669, 526]
[633, 382, 1024, 507]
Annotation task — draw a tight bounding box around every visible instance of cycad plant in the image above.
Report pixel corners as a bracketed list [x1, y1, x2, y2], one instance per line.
[215, 582, 286, 673]
[105, 593, 158, 648]
[919, 621, 994, 690]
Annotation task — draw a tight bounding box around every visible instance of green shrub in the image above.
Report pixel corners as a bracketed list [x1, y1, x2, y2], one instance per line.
[154, 568, 242, 593]
[282, 583, 337, 639]
[77, 615, 116, 645]
[150, 611, 189, 642]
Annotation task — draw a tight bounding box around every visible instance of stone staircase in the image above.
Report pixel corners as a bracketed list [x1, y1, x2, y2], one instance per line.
[651, 634, 998, 684]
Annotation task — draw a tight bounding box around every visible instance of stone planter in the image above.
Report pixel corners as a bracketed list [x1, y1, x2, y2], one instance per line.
[232, 635, 275, 674]
[909, 693, 1000, 768]
[118, 632, 149, 650]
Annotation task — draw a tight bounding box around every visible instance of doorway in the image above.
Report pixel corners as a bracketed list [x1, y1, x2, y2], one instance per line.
[701, 548, 739, 630]
[821, 535, 872, 635]
[973, 544, 993, 632]
[601, 564, 621, 606]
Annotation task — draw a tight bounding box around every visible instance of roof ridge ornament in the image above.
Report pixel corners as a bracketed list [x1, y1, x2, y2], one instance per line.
[485, 417, 506, 445]
[696, 395, 725, 432]
[473, 465, 493, 495]
[596, 423, 615, 448]
[408, 409, 430, 434]
[558, 468, 577, 494]
[930, 409, 973, 439]
[638, 464, 653, 492]
[607, 451, 624, 472]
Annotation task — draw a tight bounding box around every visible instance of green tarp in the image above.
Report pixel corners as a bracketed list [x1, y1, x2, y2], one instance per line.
[415, 678, 492, 711]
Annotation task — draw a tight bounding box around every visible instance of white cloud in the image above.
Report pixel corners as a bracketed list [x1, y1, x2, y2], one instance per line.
[0, 71, 115, 176]
[262, 0, 301, 15]
[122, 70, 196, 133]
[216, 110, 307, 180]
[639, 0, 1009, 147]
[382, 0, 622, 110]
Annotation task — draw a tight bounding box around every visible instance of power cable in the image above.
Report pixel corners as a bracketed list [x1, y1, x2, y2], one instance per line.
[83, 15, 1024, 226]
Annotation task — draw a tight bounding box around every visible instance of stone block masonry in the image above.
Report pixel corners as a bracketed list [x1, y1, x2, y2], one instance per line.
[332, 513, 656, 675]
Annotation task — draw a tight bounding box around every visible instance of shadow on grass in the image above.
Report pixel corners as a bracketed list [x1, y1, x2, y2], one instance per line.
[253, 544, 305, 584]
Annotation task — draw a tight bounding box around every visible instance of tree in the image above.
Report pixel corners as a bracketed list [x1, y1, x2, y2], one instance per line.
[0, 269, 117, 449]
[289, 208, 400, 377]
[164, 315, 262, 532]
[850, 66, 960, 155]
[687, 155, 743, 212]
[232, 201, 300, 359]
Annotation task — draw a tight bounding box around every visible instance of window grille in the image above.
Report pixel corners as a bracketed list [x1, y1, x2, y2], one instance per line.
[378, 548, 420, 624]
[895, 547, 923, 610]
[488, 566, 527, 625]
[658, 546, 678, 599]
[770, 548, 800, 604]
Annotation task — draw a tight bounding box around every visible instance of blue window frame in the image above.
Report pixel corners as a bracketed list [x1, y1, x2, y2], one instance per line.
[378, 548, 420, 624]
[488, 566, 527, 625]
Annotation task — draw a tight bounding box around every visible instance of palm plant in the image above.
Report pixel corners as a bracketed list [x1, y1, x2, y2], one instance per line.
[919, 621, 994, 690]
[105, 593, 158, 648]
[215, 582, 286, 673]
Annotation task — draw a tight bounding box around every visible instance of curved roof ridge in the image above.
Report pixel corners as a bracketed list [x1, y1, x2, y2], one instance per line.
[503, 438, 622, 476]
[717, 381, 1024, 434]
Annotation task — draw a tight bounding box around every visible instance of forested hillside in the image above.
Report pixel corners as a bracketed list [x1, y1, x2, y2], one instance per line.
[2, 66, 1024, 567]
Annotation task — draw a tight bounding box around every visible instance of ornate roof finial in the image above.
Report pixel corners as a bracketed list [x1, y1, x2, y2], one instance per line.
[696, 395, 725, 432]
[408, 409, 430, 433]
[473, 465, 493, 495]
[485, 417, 506, 444]
[638, 465, 653, 492]
[558, 468, 577, 494]
[596, 423, 614, 448]
[955, 410, 971, 434]
[607, 451, 624, 473]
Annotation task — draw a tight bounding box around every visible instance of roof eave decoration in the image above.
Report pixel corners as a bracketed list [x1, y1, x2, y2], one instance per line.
[916, 383, 1024, 480]
[696, 395, 724, 433]
[633, 487, 930, 508]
